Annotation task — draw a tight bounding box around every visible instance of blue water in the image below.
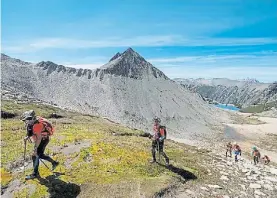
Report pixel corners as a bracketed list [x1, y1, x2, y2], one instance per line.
[215, 104, 240, 111]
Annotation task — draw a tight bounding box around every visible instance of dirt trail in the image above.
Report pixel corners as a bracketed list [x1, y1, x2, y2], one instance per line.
[224, 115, 277, 163]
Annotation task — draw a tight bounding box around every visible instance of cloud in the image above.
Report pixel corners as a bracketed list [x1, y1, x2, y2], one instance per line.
[150, 52, 277, 83]
[3, 36, 277, 53]
[161, 66, 277, 83]
[149, 52, 277, 67]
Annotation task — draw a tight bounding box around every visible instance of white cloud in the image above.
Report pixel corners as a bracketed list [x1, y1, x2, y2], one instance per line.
[3, 36, 277, 53]
[149, 52, 277, 68]
[161, 66, 277, 83]
[150, 52, 277, 83]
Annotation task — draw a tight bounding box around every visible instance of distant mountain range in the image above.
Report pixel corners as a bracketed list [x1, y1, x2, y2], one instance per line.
[175, 78, 277, 108]
[1, 48, 227, 141]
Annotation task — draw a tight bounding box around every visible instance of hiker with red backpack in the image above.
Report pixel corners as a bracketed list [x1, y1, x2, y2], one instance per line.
[21, 110, 59, 180]
[232, 142, 241, 162]
[149, 117, 169, 166]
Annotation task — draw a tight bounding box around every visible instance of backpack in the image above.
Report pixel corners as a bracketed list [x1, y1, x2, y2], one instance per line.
[38, 117, 54, 137]
[159, 126, 167, 139]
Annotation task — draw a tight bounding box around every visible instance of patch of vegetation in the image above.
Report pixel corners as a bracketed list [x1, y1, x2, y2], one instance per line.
[230, 114, 265, 125]
[240, 101, 276, 113]
[1, 100, 209, 197]
[0, 168, 12, 187]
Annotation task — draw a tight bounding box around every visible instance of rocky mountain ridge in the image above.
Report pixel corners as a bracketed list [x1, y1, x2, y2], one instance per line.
[1, 49, 227, 141]
[175, 78, 277, 108]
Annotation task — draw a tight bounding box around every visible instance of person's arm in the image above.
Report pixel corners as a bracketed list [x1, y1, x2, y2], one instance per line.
[34, 130, 42, 155]
[33, 132, 42, 156]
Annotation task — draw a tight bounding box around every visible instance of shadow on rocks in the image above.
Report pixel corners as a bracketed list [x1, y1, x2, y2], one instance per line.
[37, 173, 80, 198]
[157, 163, 197, 180]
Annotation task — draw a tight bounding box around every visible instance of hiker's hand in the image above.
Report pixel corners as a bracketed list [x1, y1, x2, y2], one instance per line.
[32, 151, 38, 157]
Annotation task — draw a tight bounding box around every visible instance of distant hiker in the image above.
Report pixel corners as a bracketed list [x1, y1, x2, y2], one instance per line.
[226, 142, 232, 157]
[252, 146, 261, 165]
[149, 117, 169, 166]
[232, 142, 241, 162]
[21, 110, 59, 180]
[262, 155, 270, 165]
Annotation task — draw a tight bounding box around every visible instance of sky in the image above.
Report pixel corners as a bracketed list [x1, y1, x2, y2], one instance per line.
[1, 0, 277, 82]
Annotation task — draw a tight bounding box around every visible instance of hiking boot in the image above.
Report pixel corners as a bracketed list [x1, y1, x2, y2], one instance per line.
[150, 159, 156, 163]
[52, 161, 59, 171]
[25, 173, 40, 180]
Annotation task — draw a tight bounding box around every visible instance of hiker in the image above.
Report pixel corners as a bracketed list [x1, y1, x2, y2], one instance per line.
[252, 146, 261, 165]
[226, 142, 232, 157]
[149, 117, 169, 166]
[21, 110, 59, 180]
[262, 155, 270, 165]
[232, 142, 241, 162]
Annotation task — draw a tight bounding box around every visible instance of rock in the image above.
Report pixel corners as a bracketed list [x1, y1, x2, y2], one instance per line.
[200, 187, 209, 191]
[226, 161, 232, 166]
[249, 183, 262, 189]
[263, 184, 273, 191]
[247, 176, 257, 180]
[1, 110, 16, 119]
[185, 190, 195, 195]
[207, 185, 223, 189]
[245, 171, 251, 176]
[220, 175, 229, 181]
[222, 196, 230, 198]
[241, 169, 249, 173]
[240, 191, 247, 196]
[220, 171, 229, 176]
[239, 184, 246, 190]
[264, 176, 277, 182]
[256, 180, 264, 185]
[255, 190, 266, 196]
[270, 168, 277, 175]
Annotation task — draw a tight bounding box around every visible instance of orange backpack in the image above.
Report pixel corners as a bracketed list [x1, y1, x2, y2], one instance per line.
[159, 126, 167, 139]
[37, 117, 54, 137]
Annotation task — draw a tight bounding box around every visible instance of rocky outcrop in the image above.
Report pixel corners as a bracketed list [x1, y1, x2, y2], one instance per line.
[164, 150, 277, 198]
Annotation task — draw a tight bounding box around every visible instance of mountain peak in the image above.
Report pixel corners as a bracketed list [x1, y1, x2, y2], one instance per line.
[124, 47, 135, 54]
[100, 48, 168, 80]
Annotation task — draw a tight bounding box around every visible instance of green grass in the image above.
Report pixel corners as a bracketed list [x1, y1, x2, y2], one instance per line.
[240, 101, 277, 113]
[1, 100, 209, 197]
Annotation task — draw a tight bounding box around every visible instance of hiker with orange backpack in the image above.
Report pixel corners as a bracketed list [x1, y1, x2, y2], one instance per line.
[149, 117, 169, 166]
[21, 110, 59, 180]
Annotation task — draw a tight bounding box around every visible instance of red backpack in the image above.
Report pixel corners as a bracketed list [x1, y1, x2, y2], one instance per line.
[159, 126, 167, 139]
[37, 117, 54, 137]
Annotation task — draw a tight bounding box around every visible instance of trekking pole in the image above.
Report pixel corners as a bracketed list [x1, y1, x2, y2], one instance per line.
[40, 159, 51, 171]
[23, 139, 27, 174]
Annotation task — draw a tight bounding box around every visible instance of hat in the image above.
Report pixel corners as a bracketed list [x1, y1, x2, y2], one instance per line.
[21, 110, 36, 121]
